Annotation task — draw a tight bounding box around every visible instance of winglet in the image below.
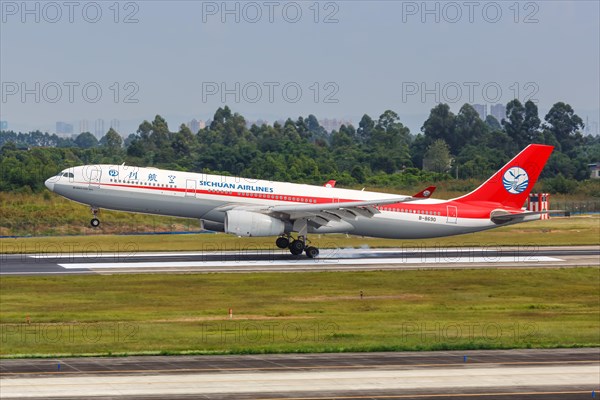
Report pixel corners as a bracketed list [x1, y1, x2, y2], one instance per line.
[324, 180, 336, 188]
[413, 186, 436, 198]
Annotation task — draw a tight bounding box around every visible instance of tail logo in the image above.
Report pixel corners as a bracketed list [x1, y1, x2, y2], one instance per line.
[502, 167, 529, 194]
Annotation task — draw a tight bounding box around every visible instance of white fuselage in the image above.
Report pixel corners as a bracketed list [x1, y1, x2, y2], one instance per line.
[45, 164, 507, 239]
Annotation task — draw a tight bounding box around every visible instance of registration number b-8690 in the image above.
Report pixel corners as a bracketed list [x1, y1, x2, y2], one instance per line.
[418, 216, 437, 222]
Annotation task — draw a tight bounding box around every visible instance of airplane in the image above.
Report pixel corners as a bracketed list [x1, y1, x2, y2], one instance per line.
[45, 144, 555, 258]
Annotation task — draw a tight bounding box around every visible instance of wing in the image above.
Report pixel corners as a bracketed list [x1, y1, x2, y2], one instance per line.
[217, 196, 419, 227]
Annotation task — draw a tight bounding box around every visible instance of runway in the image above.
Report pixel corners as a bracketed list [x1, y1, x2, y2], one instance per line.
[1, 348, 598, 399]
[1, 246, 598, 276]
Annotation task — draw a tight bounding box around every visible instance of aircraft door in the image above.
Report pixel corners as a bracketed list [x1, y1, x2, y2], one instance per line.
[446, 205, 458, 224]
[86, 165, 102, 189]
[185, 179, 197, 197]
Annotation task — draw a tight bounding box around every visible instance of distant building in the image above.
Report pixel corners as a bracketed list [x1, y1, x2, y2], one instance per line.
[245, 119, 268, 128]
[56, 121, 74, 136]
[94, 119, 105, 138]
[490, 104, 507, 123]
[109, 119, 120, 132]
[589, 162, 600, 179]
[79, 120, 89, 134]
[472, 104, 487, 120]
[187, 119, 201, 133]
[319, 118, 353, 133]
[0, 120, 7, 130]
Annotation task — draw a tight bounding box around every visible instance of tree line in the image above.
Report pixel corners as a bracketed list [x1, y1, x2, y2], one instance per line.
[1, 100, 599, 194]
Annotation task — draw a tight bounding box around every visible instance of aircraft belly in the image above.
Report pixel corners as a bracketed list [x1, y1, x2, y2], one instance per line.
[349, 214, 489, 239]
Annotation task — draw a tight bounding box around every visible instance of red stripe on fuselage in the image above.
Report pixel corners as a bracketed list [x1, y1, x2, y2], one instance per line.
[74, 181, 512, 219]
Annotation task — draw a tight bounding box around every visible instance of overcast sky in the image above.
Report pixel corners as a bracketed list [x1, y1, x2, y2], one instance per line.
[1, 1, 598, 135]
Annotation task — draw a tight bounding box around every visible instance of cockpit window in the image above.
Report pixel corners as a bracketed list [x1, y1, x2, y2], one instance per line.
[61, 172, 74, 178]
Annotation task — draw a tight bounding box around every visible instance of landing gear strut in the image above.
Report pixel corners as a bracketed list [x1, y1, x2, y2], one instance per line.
[90, 207, 100, 228]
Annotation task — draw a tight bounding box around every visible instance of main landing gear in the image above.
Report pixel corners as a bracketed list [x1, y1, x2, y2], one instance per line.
[90, 207, 100, 228]
[275, 235, 320, 258]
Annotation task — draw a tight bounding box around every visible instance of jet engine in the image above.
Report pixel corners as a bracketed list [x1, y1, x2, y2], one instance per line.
[225, 210, 285, 237]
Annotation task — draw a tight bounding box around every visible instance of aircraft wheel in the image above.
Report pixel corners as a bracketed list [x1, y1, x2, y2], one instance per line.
[276, 237, 290, 249]
[289, 240, 305, 255]
[305, 246, 319, 259]
[90, 218, 100, 228]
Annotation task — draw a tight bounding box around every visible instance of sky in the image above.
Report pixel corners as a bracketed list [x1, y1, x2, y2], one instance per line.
[1, 0, 599, 135]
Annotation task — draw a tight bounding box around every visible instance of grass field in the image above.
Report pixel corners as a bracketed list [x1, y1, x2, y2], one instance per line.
[1, 215, 598, 254]
[1, 268, 598, 357]
[0, 192, 194, 237]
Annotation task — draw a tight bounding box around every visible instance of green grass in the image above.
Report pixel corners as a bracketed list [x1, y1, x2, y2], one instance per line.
[1, 215, 598, 254]
[0, 192, 196, 236]
[1, 268, 598, 357]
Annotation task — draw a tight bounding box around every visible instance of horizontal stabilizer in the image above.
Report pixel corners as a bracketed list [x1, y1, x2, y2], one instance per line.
[491, 210, 567, 225]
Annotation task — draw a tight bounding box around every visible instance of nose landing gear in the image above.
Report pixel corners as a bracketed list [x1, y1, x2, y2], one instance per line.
[90, 207, 100, 228]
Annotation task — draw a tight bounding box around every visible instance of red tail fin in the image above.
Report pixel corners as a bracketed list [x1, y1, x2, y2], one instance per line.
[453, 144, 554, 209]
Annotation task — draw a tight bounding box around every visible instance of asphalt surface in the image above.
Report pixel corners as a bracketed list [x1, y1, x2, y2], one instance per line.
[1, 246, 598, 275]
[1, 348, 598, 399]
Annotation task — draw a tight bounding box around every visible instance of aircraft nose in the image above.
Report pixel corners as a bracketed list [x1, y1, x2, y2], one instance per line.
[45, 178, 55, 191]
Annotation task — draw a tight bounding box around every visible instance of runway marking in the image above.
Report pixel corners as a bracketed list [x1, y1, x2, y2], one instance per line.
[28, 248, 508, 259]
[29, 251, 239, 259]
[255, 391, 595, 399]
[58, 256, 563, 269]
[2, 360, 597, 376]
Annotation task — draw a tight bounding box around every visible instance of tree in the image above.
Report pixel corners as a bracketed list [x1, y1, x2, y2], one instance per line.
[74, 132, 98, 149]
[523, 100, 541, 144]
[422, 139, 451, 173]
[99, 128, 123, 150]
[305, 114, 326, 137]
[172, 124, 195, 158]
[409, 134, 429, 169]
[150, 115, 171, 149]
[485, 115, 502, 131]
[502, 99, 526, 150]
[421, 104, 455, 151]
[453, 103, 487, 152]
[544, 102, 584, 153]
[357, 114, 375, 143]
[368, 110, 411, 173]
